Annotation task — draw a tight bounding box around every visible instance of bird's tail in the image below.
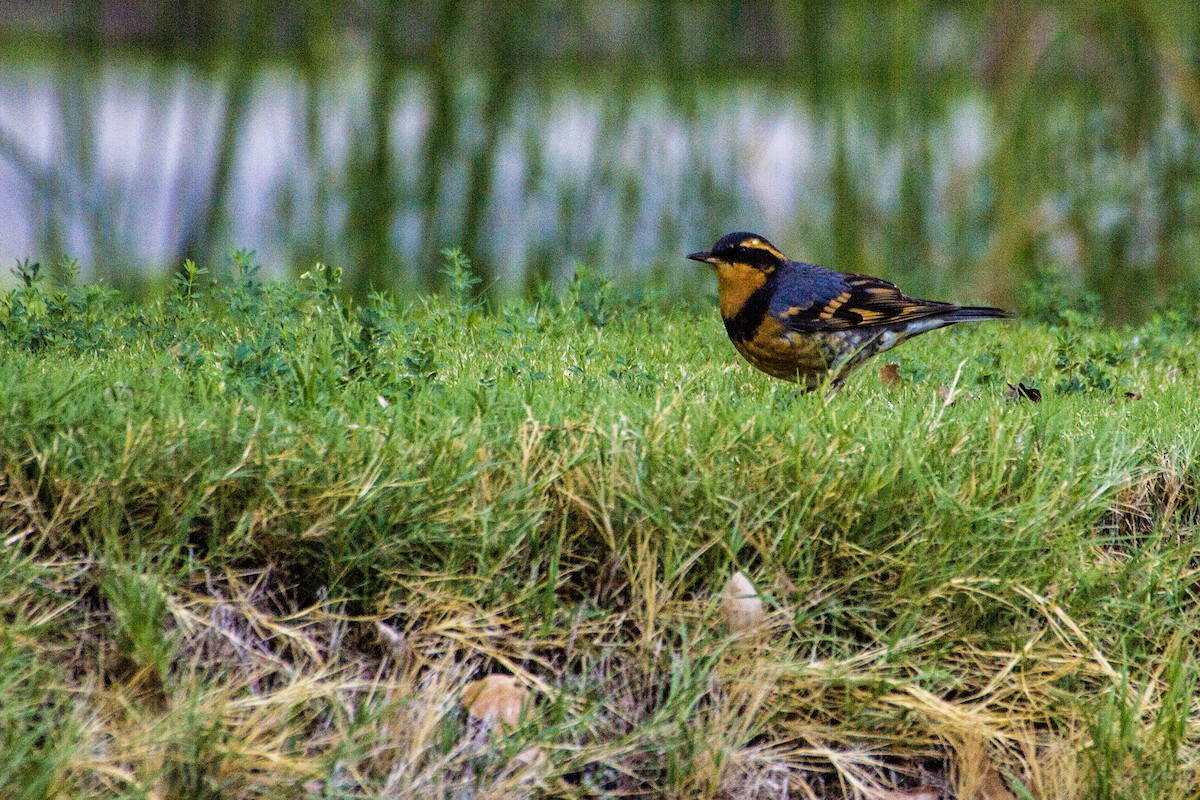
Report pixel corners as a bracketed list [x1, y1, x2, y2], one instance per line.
[944, 305, 1014, 322]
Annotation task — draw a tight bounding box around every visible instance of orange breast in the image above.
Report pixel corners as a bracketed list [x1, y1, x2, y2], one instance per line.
[731, 317, 829, 387]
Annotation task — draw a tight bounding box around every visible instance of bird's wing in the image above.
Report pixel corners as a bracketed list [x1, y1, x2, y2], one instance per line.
[769, 263, 956, 332]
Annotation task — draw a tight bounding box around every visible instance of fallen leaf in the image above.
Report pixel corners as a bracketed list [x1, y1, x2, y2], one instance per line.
[879, 363, 904, 388]
[1004, 382, 1041, 402]
[721, 571, 765, 633]
[463, 674, 528, 729]
[1124, 391, 1142, 401]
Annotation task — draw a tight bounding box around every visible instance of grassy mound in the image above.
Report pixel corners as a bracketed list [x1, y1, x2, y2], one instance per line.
[2, 254, 1198, 798]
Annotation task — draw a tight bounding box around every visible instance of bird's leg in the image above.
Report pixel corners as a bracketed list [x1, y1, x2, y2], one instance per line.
[821, 330, 886, 400]
[822, 378, 846, 403]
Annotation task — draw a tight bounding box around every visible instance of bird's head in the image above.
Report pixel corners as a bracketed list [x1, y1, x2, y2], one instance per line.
[687, 232, 786, 274]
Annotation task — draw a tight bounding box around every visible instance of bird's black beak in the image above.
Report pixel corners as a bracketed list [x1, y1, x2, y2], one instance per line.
[687, 251, 714, 264]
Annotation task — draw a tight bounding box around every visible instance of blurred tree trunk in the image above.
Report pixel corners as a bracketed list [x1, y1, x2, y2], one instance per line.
[653, 0, 694, 114]
[175, 4, 268, 273]
[295, 0, 336, 276]
[459, 4, 532, 298]
[978, 1, 1057, 306]
[163, 0, 224, 53]
[347, 0, 404, 299]
[55, 1, 103, 279]
[418, 0, 467, 291]
[1137, 0, 1200, 298]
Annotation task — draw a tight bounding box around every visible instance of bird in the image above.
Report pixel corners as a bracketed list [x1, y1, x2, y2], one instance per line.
[688, 231, 1011, 393]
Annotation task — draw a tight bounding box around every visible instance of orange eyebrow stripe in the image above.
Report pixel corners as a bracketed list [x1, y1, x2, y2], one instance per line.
[739, 238, 788, 262]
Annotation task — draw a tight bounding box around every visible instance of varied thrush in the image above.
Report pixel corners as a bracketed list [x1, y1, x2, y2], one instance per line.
[688, 232, 1011, 392]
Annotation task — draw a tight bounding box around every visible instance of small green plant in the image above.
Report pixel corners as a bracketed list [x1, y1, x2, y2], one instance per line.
[98, 560, 176, 698]
[1053, 314, 1128, 394]
[400, 328, 438, 386]
[440, 247, 482, 304]
[174, 259, 209, 304]
[351, 299, 398, 382]
[1020, 263, 1102, 326]
[299, 261, 344, 306]
[226, 329, 289, 394]
[567, 264, 622, 327]
[0, 256, 120, 352]
[227, 249, 264, 316]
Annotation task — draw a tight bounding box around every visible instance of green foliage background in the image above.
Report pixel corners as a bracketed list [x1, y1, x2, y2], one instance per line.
[4, 1, 1200, 318]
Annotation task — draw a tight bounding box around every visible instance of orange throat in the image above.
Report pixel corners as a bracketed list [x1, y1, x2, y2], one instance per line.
[714, 261, 769, 320]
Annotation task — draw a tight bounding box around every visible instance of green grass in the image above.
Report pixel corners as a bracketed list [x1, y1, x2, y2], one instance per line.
[1, 252, 1199, 798]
